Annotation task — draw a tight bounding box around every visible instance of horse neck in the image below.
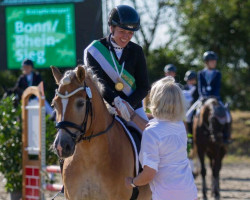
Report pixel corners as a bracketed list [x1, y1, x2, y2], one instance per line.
[74, 80, 114, 162]
[89, 77, 112, 129]
[199, 104, 210, 126]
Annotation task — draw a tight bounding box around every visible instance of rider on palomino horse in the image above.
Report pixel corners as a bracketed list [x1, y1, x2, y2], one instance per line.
[84, 5, 150, 123]
[186, 51, 232, 144]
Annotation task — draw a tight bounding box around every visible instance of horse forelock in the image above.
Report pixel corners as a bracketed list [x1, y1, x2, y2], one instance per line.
[60, 70, 75, 85]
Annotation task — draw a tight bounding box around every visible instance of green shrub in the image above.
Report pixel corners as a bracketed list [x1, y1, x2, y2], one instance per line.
[0, 95, 22, 192]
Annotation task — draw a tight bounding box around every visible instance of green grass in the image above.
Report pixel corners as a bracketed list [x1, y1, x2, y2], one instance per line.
[228, 111, 250, 156]
[223, 154, 250, 164]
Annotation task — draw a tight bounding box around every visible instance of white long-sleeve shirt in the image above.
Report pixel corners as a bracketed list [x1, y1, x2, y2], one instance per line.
[183, 84, 196, 110]
[139, 118, 198, 200]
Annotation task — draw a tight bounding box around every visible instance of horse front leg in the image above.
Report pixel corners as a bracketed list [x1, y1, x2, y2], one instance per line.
[212, 175, 220, 200]
[211, 158, 221, 200]
[211, 148, 225, 199]
[198, 148, 207, 200]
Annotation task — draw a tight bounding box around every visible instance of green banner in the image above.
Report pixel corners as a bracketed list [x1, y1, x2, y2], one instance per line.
[6, 4, 76, 69]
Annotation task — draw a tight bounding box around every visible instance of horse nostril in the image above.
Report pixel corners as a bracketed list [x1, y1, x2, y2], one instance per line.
[65, 143, 71, 153]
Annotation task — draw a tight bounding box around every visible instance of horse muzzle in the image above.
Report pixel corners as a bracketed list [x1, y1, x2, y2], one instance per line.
[54, 131, 76, 158]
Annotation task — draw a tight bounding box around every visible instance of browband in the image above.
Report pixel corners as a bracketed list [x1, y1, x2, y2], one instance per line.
[56, 86, 92, 99]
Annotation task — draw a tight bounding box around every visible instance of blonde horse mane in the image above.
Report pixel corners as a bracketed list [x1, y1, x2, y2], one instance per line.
[59, 65, 116, 115]
[199, 98, 218, 126]
[60, 65, 104, 95]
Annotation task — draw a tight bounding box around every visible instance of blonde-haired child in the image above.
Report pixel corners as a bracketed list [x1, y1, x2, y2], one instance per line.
[125, 76, 198, 200]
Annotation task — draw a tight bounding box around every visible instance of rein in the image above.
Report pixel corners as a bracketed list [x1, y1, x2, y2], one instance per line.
[55, 81, 115, 143]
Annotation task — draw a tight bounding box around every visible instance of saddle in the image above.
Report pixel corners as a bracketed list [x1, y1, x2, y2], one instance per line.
[116, 116, 142, 173]
[116, 116, 142, 200]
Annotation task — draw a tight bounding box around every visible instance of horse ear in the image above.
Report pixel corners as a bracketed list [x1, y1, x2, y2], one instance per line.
[75, 66, 86, 84]
[51, 66, 63, 85]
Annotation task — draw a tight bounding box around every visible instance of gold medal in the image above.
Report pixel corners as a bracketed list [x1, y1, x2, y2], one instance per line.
[109, 48, 125, 92]
[115, 81, 124, 91]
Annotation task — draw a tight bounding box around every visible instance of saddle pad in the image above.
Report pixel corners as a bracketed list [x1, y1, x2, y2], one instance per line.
[115, 116, 139, 175]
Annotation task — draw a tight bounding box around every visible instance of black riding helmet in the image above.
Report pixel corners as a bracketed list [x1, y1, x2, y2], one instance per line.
[184, 70, 197, 82]
[164, 64, 177, 73]
[22, 59, 34, 68]
[108, 5, 140, 31]
[203, 51, 218, 61]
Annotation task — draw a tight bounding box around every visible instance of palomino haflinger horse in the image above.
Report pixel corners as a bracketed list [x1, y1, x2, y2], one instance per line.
[51, 65, 151, 200]
[193, 97, 229, 200]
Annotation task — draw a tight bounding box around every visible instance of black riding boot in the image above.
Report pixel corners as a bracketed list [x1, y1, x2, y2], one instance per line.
[223, 122, 232, 144]
[187, 122, 193, 134]
[186, 122, 193, 154]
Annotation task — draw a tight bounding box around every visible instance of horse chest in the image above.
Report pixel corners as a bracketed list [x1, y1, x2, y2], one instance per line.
[65, 177, 108, 200]
[64, 169, 132, 200]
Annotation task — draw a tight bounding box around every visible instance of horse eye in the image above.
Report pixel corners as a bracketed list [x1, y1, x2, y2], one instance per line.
[76, 100, 85, 108]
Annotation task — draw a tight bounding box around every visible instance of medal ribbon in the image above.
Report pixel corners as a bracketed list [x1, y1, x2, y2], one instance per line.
[204, 69, 215, 90]
[109, 49, 125, 80]
[89, 40, 136, 90]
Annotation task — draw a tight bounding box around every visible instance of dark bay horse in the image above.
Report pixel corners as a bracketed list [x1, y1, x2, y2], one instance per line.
[193, 97, 228, 200]
[51, 65, 151, 200]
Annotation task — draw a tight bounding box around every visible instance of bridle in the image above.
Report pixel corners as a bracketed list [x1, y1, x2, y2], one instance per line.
[202, 104, 225, 142]
[55, 81, 115, 143]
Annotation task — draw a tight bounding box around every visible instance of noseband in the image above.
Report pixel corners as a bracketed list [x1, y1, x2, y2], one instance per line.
[55, 81, 115, 143]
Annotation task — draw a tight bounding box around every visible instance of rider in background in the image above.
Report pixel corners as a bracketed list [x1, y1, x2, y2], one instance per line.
[14, 59, 42, 98]
[183, 70, 199, 110]
[164, 64, 177, 78]
[164, 64, 184, 89]
[14, 59, 53, 116]
[183, 70, 199, 171]
[84, 5, 150, 121]
[186, 51, 232, 144]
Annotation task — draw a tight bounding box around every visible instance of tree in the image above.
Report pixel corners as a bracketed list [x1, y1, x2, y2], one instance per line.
[176, 0, 250, 67]
[175, 0, 250, 109]
[128, 0, 174, 55]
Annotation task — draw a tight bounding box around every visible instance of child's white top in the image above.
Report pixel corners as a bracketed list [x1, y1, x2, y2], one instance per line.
[139, 118, 197, 200]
